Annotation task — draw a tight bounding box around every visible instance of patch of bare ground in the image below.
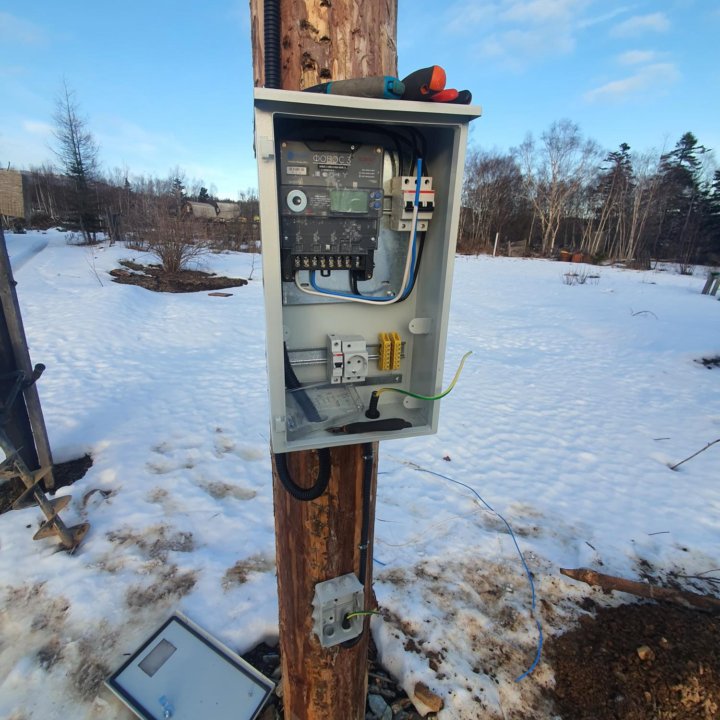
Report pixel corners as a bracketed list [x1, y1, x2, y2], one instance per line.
[0, 454, 92, 514]
[109, 260, 248, 293]
[546, 600, 720, 720]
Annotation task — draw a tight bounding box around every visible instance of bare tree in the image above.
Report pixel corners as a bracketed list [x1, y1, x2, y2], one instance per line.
[518, 120, 600, 254]
[52, 81, 100, 243]
[625, 152, 662, 262]
[461, 149, 525, 253]
[581, 144, 634, 260]
[28, 164, 60, 222]
[121, 170, 209, 273]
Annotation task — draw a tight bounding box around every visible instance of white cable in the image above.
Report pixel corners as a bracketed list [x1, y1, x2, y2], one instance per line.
[294, 202, 420, 306]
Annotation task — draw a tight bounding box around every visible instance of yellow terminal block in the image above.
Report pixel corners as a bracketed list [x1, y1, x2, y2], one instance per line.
[389, 332, 402, 370]
[378, 332, 392, 370]
[378, 332, 402, 371]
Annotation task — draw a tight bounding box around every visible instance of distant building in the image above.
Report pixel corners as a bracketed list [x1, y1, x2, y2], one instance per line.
[0, 169, 32, 221]
[215, 202, 241, 222]
[183, 200, 243, 222]
[183, 201, 218, 219]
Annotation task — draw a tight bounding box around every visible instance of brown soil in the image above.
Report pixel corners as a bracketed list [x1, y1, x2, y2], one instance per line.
[243, 598, 720, 720]
[109, 260, 248, 293]
[0, 454, 92, 514]
[546, 600, 720, 720]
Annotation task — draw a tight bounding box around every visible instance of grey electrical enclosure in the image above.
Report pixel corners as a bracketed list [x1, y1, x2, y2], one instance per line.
[254, 88, 479, 453]
[106, 613, 273, 720]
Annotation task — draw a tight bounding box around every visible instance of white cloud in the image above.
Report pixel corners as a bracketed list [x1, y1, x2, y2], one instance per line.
[584, 62, 680, 103]
[0, 65, 29, 79]
[0, 12, 46, 45]
[22, 120, 53, 137]
[578, 6, 635, 29]
[0, 123, 53, 168]
[449, 0, 595, 69]
[446, 2, 498, 35]
[477, 27, 575, 68]
[499, 0, 589, 24]
[95, 116, 183, 162]
[617, 50, 658, 65]
[611, 12, 670, 36]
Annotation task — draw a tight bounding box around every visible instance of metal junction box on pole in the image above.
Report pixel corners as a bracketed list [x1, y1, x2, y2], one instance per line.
[254, 89, 479, 453]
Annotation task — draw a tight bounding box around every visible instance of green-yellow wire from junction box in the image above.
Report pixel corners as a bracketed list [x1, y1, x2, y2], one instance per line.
[345, 610, 381, 620]
[365, 351, 473, 419]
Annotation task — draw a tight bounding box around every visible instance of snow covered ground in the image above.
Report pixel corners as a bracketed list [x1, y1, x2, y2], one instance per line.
[0, 230, 718, 719]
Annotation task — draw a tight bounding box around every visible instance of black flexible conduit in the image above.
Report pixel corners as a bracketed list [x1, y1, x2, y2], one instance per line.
[357, 443, 374, 586]
[275, 344, 330, 501]
[264, 0, 281, 89]
[283, 345, 321, 422]
[341, 442, 375, 648]
[274, 449, 331, 501]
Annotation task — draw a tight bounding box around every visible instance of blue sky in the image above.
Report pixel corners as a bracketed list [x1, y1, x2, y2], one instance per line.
[1, 0, 717, 199]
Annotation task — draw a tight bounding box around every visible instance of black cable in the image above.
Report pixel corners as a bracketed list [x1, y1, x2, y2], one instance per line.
[357, 443, 374, 586]
[274, 449, 331, 501]
[283, 344, 321, 422]
[349, 271, 359, 296]
[274, 344, 330, 501]
[407, 127, 428, 174]
[264, 0, 281, 89]
[346, 230, 425, 305]
[409, 230, 426, 292]
[341, 443, 374, 648]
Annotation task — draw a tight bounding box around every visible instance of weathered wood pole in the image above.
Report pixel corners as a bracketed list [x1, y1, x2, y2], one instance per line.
[249, 1, 397, 718]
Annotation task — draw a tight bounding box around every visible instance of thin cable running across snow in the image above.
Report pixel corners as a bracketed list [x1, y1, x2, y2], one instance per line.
[411, 465, 543, 682]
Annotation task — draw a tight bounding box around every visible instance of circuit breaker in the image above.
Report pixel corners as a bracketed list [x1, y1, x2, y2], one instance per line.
[255, 89, 479, 452]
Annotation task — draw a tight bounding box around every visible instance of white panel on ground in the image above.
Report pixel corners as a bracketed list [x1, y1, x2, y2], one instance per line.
[106, 613, 274, 720]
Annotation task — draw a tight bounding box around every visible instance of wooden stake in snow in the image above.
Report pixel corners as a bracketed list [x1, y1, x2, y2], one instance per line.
[560, 567, 720, 613]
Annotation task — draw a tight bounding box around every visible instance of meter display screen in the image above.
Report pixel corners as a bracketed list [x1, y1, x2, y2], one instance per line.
[330, 190, 368, 214]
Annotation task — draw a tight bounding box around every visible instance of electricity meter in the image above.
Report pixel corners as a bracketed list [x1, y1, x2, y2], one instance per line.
[254, 89, 479, 453]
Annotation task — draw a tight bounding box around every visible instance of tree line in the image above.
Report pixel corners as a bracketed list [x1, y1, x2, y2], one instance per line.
[12, 84, 719, 270]
[459, 119, 720, 268]
[18, 82, 259, 271]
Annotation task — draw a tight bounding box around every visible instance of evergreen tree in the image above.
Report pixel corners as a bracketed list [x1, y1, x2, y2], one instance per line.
[657, 132, 708, 263]
[701, 169, 720, 259]
[52, 81, 101, 242]
[171, 176, 186, 215]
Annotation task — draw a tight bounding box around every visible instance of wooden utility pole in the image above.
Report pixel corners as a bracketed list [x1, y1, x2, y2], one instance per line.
[249, 2, 397, 718]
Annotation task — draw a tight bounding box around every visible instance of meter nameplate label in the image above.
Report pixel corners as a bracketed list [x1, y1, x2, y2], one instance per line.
[287, 166, 307, 175]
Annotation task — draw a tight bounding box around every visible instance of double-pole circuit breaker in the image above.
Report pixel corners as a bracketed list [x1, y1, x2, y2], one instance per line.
[254, 89, 479, 453]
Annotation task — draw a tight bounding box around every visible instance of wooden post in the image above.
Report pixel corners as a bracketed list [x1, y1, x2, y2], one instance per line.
[249, 2, 397, 718]
[0, 228, 55, 488]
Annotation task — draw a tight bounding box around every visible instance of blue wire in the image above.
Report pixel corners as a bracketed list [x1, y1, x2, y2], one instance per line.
[309, 158, 425, 302]
[412, 466, 544, 682]
[399, 157, 422, 300]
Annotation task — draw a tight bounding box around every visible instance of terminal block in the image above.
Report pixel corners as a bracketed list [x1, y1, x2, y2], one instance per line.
[390, 175, 435, 232]
[378, 332, 402, 371]
[327, 334, 368, 384]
